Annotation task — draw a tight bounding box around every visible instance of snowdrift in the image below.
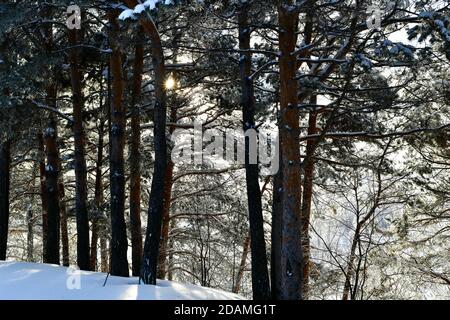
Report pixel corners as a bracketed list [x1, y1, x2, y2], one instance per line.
[0, 261, 245, 300]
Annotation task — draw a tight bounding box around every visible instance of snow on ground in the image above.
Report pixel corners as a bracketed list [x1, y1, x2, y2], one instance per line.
[0, 261, 245, 300]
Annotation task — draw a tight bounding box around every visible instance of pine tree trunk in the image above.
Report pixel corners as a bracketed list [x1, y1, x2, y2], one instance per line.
[59, 182, 70, 267]
[0, 140, 11, 260]
[238, 6, 271, 300]
[130, 8, 168, 285]
[157, 157, 174, 279]
[43, 85, 60, 265]
[300, 98, 318, 299]
[38, 133, 48, 261]
[158, 30, 181, 280]
[271, 165, 283, 299]
[108, 13, 129, 277]
[124, 0, 168, 286]
[129, 31, 144, 277]
[68, 28, 90, 271]
[158, 103, 178, 279]
[277, 3, 303, 300]
[27, 165, 36, 262]
[90, 107, 106, 271]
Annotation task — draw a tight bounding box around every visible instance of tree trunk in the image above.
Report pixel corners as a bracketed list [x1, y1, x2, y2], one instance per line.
[157, 157, 174, 279]
[43, 85, 60, 265]
[0, 140, 11, 260]
[68, 28, 90, 271]
[108, 12, 132, 276]
[129, 30, 144, 277]
[157, 29, 182, 280]
[342, 224, 361, 300]
[271, 165, 283, 299]
[108, 13, 130, 277]
[59, 182, 70, 267]
[122, 0, 169, 284]
[277, 3, 303, 300]
[238, 6, 271, 300]
[157, 101, 179, 279]
[27, 163, 37, 262]
[90, 96, 106, 271]
[300, 97, 318, 299]
[233, 235, 250, 294]
[38, 133, 48, 261]
[140, 23, 168, 283]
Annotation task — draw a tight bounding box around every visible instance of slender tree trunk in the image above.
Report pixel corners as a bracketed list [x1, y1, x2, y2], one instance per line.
[126, 3, 168, 285]
[90, 129, 104, 272]
[238, 6, 271, 300]
[300, 97, 318, 299]
[90, 100, 106, 271]
[157, 29, 182, 280]
[277, 3, 303, 300]
[140, 25, 168, 283]
[342, 224, 361, 300]
[167, 218, 176, 281]
[129, 30, 144, 277]
[68, 28, 90, 271]
[27, 163, 38, 262]
[158, 103, 178, 280]
[233, 235, 250, 294]
[271, 164, 283, 299]
[59, 182, 70, 267]
[38, 133, 48, 261]
[108, 13, 129, 277]
[43, 85, 60, 265]
[0, 140, 11, 260]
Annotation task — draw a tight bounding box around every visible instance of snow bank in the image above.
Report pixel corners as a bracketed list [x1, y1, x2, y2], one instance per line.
[0, 262, 245, 300]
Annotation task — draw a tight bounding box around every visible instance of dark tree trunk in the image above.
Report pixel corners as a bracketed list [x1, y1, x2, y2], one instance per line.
[157, 157, 174, 279]
[121, 0, 169, 285]
[129, 31, 144, 277]
[140, 25, 168, 283]
[38, 133, 48, 260]
[157, 103, 178, 279]
[59, 182, 70, 267]
[124, 0, 168, 286]
[108, 13, 129, 277]
[300, 99, 318, 299]
[27, 165, 36, 262]
[43, 85, 60, 265]
[271, 165, 283, 299]
[0, 140, 11, 260]
[238, 6, 271, 300]
[277, 3, 303, 300]
[158, 29, 182, 280]
[90, 90, 106, 271]
[68, 28, 90, 271]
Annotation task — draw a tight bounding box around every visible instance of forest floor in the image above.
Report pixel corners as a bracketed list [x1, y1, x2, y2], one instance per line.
[0, 261, 244, 300]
